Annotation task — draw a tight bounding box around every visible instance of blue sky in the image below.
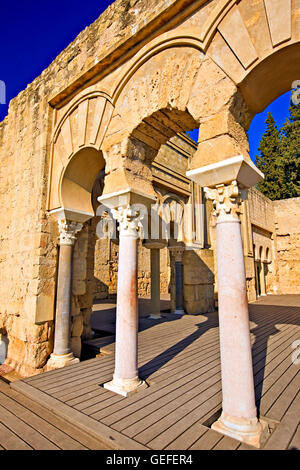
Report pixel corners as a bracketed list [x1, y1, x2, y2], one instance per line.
[0, 1, 291, 161]
[248, 91, 292, 161]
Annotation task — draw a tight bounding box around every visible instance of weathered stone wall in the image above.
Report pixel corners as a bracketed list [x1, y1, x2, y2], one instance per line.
[247, 188, 278, 296]
[272, 198, 300, 294]
[0, 0, 193, 376]
[94, 239, 170, 300]
[1, 0, 299, 376]
[183, 249, 215, 314]
[0, 82, 56, 376]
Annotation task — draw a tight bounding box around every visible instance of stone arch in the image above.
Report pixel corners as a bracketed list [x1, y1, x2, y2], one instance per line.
[103, 0, 299, 179]
[205, 0, 300, 113]
[107, 39, 236, 150]
[48, 91, 114, 214]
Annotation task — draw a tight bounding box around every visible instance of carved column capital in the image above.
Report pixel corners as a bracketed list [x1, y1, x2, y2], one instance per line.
[168, 245, 185, 262]
[204, 181, 245, 222]
[112, 205, 144, 238]
[58, 219, 83, 246]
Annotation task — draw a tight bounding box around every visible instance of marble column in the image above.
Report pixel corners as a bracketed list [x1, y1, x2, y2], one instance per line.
[259, 261, 267, 296]
[149, 248, 161, 319]
[169, 246, 185, 315]
[204, 181, 267, 447]
[47, 219, 82, 370]
[143, 241, 166, 320]
[104, 206, 148, 397]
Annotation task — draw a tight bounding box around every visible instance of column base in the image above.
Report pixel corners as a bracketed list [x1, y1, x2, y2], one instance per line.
[46, 353, 79, 371]
[104, 376, 148, 397]
[174, 308, 185, 316]
[211, 412, 269, 448]
[148, 314, 162, 320]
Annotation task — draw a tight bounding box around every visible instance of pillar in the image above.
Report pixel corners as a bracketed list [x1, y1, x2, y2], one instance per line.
[259, 261, 267, 296]
[47, 218, 83, 370]
[143, 241, 167, 320]
[150, 248, 161, 319]
[103, 206, 148, 397]
[169, 246, 185, 315]
[204, 180, 267, 447]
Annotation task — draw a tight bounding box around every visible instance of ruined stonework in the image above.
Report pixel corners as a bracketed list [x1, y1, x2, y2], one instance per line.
[0, 0, 299, 375]
[273, 198, 300, 294]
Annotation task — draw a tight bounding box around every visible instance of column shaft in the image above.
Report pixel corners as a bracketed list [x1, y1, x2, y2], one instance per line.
[103, 205, 147, 397]
[175, 261, 184, 312]
[114, 234, 138, 380]
[216, 219, 256, 420]
[150, 248, 161, 319]
[259, 262, 267, 296]
[47, 217, 82, 370]
[53, 244, 73, 355]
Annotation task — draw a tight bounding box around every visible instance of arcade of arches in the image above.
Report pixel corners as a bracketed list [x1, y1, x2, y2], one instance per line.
[0, 0, 300, 447]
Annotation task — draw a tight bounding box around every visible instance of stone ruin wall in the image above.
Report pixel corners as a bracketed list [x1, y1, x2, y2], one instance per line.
[0, 0, 299, 376]
[0, 78, 55, 377]
[0, 0, 190, 376]
[247, 188, 278, 296]
[272, 197, 300, 295]
[93, 238, 170, 300]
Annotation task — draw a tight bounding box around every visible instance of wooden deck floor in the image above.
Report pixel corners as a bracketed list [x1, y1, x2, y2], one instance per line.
[0, 380, 109, 450]
[8, 296, 300, 450]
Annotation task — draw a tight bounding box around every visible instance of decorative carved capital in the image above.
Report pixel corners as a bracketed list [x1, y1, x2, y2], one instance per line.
[112, 205, 144, 238]
[204, 181, 245, 222]
[58, 219, 83, 245]
[168, 246, 185, 262]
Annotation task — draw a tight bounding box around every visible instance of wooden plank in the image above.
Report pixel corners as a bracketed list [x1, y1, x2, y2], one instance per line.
[110, 365, 221, 432]
[259, 361, 300, 416]
[212, 435, 240, 450]
[165, 422, 207, 450]
[92, 313, 295, 423]
[88, 352, 221, 419]
[264, 392, 300, 450]
[91, 318, 285, 421]
[0, 422, 31, 450]
[133, 384, 222, 446]
[11, 381, 148, 450]
[0, 382, 106, 450]
[0, 404, 59, 450]
[266, 373, 300, 421]
[189, 429, 222, 450]
[0, 389, 87, 450]
[288, 425, 300, 450]
[99, 359, 221, 426]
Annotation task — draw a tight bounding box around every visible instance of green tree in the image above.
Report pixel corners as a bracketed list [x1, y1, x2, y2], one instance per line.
[279, 97, 300, 198]
[255, 113, 284, 200]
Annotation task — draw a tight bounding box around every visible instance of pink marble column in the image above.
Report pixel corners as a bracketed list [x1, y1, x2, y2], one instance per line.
[104, 206, 147, 397]
[205, 181, 267, 447]
[47, 218, 82, 370]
